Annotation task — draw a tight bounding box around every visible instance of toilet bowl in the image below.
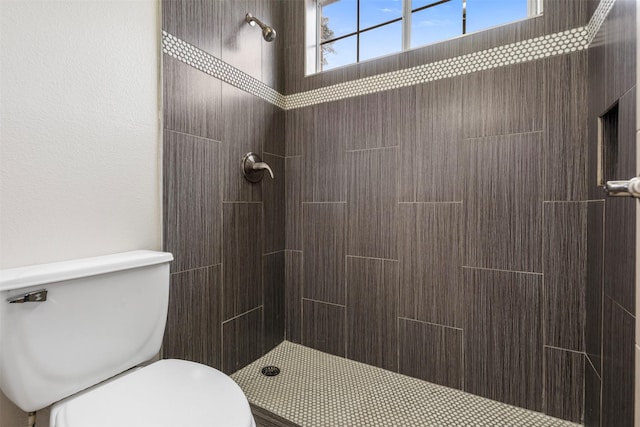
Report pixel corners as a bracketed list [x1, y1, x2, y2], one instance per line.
[0, 251, 255, 427]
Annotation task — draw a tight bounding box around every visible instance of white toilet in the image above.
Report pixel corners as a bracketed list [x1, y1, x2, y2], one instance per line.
[0, 251, 256, 427]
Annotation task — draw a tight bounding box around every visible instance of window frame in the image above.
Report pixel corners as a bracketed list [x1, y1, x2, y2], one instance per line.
[311, 0, 543, 74]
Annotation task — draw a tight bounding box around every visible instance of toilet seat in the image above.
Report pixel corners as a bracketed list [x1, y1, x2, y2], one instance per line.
[50, 359, 255, 427]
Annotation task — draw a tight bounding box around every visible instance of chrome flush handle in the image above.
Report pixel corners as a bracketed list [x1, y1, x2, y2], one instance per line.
[7, 289, 48, 304]
[605, 177, 640, 198]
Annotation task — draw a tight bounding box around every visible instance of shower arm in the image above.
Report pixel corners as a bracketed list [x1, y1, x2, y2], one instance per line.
[246, 13, 266, 29]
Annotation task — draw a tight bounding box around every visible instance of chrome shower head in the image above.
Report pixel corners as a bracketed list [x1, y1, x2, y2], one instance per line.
[246, 13, 277, 42]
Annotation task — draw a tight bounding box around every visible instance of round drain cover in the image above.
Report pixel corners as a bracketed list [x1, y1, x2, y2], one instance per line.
[261, 366, 280, 377]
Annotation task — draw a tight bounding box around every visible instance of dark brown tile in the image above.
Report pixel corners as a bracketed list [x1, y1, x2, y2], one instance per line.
[462, 133, 543, 273]
[398, 203, 462, 328]
[281, 0, 304, 50]
[543, 0, 590, 33]
[222, 83, 263, 202]
[346, 256, 398, 371]
[602, 297, 634, 427]
[223, 203, 264, 320]
[303, 203, 346, 305]
[263, 252, 285, 353]
[263, 154, 285, 254]
[587, 38, 606, 200]
[302, 299, 346, 357]
[222, 307, 264, 374]
[347, 148, 398, 259]
[464, 268, 542, 411]
[285, 107, 312, 157]
[284, 44, 306, 96]
[163, 56, 222, 141]
[251, 404, 301, 427]
[264, 102, 285, 156]
[163, 265, 222, 369]
[285, 157, 303, 250]
[400, 78, 461, 202]
[358, 54, 404, 79]
[601, 0, 636, 108]
[162, 0, 221, 56]
[584, 357, 602, 427]
[543, 202, 587, 352]
[544, 347, 584, 423]
[544, 52, 589, 201]
[398, 318, 463, 390]
[604, 89, 636, 315]
[258, 0, 285, 92]
[462, 61, 544, 139]
[163, 130, 222, 272]
[305, 99, 360, 202]
[586, 201, 604, 376]
[221, 0, 262, 81]
[285, 250, 303, 344]
[348, 87, 414, 151]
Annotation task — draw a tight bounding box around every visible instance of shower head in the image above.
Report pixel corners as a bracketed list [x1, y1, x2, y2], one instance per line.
[246, 13, 277, 42]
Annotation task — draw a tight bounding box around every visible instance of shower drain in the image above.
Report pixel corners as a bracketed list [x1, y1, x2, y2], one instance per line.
[261, 365, 280, 377]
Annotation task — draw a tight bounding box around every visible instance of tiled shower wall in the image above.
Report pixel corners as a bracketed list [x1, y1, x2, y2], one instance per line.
[161, 0, 286, 375]
[585, 0, 637, 426]
[282, 0, 633, 425]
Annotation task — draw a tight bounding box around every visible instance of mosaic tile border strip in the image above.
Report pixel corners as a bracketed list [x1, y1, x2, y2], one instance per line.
[232, 341, 580, 427]
[162, 31, 286, 109]
[162, 0, 615, 111]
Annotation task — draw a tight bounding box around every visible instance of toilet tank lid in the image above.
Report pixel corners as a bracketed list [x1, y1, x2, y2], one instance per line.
[0, 251, 173, 292]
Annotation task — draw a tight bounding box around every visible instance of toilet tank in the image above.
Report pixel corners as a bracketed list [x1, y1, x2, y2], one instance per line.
[0, 251, 173, 412]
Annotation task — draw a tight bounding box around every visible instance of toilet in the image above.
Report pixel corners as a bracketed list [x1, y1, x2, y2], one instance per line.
[0, 251, 255, 427]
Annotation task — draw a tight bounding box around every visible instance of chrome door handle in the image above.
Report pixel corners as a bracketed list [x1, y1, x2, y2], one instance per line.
[605, 177, 640, 198]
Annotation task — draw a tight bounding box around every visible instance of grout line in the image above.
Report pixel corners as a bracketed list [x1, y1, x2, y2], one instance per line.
[346, 145, 399, 153]
[461, 265, 543, 276]
[164, 128, 222, 144]
[461, 130, 545, 142]
[346, 254, 399, 262]
[222, 201, 263, 204]
[398, 316, 464, 331]
[222, 305, 264, 325]
[542, 199, 606, 204]
[585, 353, 602, 381]
[285, 155, 303, 159]
[543, 345, 585, 355]
[263, 250, 286, 257]
[302, 297, 346, 308]
[398, 201, 463, 204]
[264, 151, 286, 158]
[171, 263, 222, 275]
[608, 295, 636, 319]
[301, 201, 347, 204]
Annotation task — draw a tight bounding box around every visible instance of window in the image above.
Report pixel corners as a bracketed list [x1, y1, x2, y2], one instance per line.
[312, 0, 542, 73]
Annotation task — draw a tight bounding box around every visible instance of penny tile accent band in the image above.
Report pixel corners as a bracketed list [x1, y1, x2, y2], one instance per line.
[161, 0, 614, 111]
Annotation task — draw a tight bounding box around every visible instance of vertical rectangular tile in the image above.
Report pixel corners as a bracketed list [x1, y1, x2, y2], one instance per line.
[163, 265, 222, 369]
[400, 78, 461, 202]
[222, 83, 263, 202]
[259, 0, 285, 92]
[543, 202, 587, 351]
[163, 56, 222, 142]
[347, 148, 398, 260]
[584, 357, 601, 427]
[543, 0, 589, 33]
[602, 297, 635, 427]
[285, 106, 312, 157]
[222, 307, 264, 374]
[263, 252, 285, 353]
[604, 89, 636, 315]
[264, 102, 285, 157]
[586, 201, 604, 376]
[162, 0, 221, 56]
[398, 318, 463, 390]
[220, 0, 261, 81]
[398, 203, 462, 328]
[285, 156, 303, 250]
[163, 130, 222, 272]
[302, 299, 346, 357]
[348, 87, 415, 151]
[303, 203, 346, 305]
[223, 203, 264, 319]
[464, 268, 542, 411]
[305, 98, 359, 202]
[263, 153, 285, 253]
[285, 250, 303, 344]
[463, 133, 543, 273]
[544, 347, 584, 423]
[543, 52, 588, 201]
[462, 61, 544, 139]
[346, 257, 398, 371]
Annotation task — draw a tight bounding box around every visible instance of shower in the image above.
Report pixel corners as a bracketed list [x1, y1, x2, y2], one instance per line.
[245, 13, 276, 42]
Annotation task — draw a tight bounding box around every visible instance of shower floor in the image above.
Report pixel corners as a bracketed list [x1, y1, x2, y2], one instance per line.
[232, 341, 580, 427]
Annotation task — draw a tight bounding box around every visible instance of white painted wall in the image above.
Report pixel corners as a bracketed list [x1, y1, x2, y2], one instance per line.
[0, 0, 161, 419]
[0, 0, 161, 270]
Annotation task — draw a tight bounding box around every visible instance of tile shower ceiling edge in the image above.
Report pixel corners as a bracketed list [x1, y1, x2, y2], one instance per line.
[161, 0, 615, 111]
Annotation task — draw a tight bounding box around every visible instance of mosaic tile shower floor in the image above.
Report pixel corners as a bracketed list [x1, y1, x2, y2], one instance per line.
[231, 342, 580, 427]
